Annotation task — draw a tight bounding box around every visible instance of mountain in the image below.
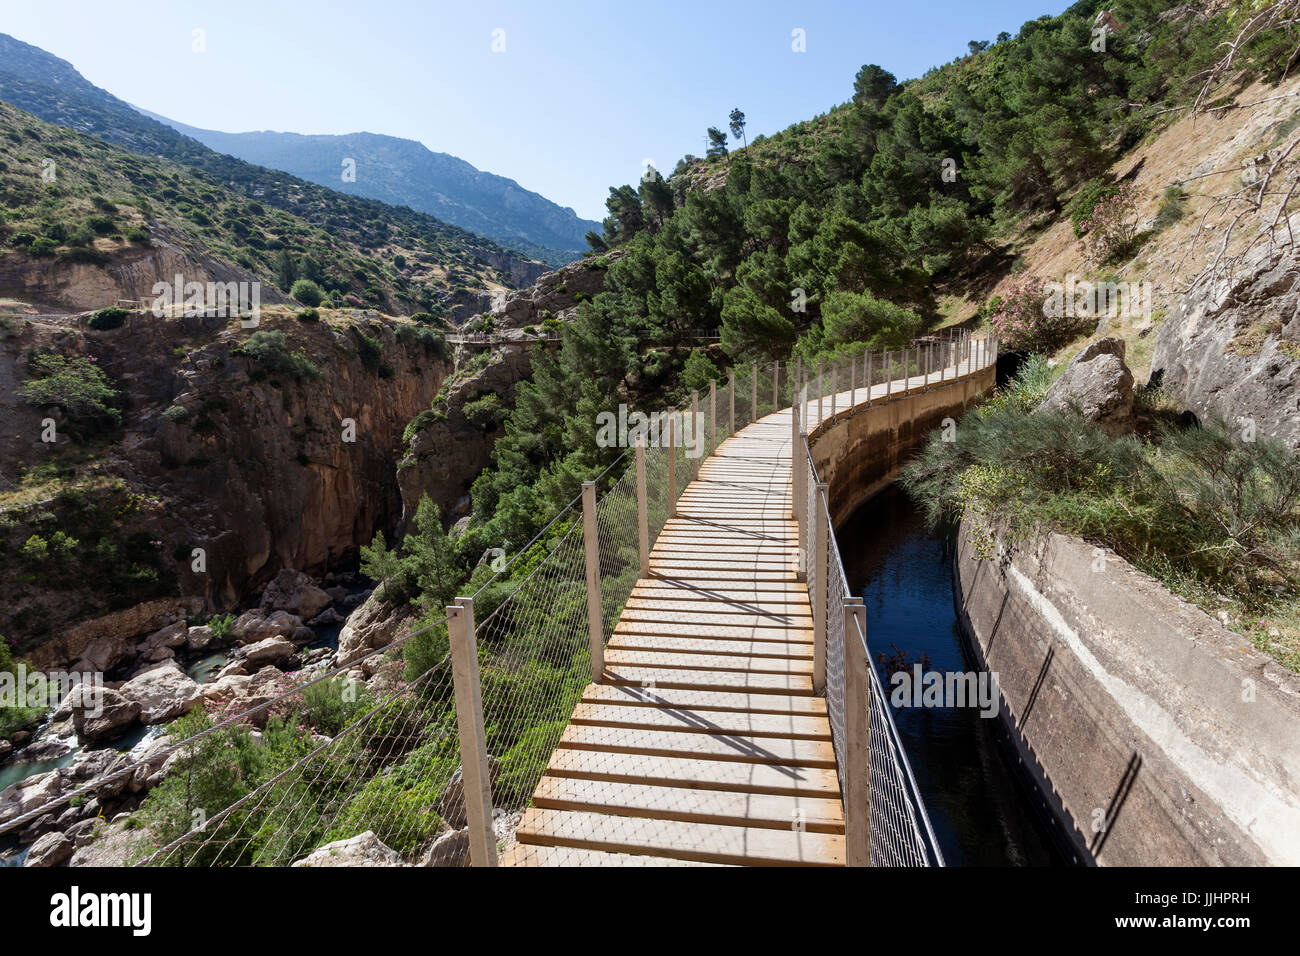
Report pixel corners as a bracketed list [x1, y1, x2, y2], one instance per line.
[140, 115, 600, 268]
[0, 32, 546, 313]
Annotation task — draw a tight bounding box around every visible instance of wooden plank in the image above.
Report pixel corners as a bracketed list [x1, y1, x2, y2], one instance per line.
[558, 724, 837, 767]
[515, 809, 845, 867]
[608, 634, 813, 658]
[531, 776, 845, 833]
[603, 664, 814, 695]
[579, 684, 827, 716]
[568, 702, 830, 740]
[612, 619, 813, 642]
[602, 648, 814, 676]
[500, 842, 732, 867]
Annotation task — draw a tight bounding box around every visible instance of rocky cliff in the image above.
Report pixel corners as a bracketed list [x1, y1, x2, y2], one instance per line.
[1151, 240, 1300, 449]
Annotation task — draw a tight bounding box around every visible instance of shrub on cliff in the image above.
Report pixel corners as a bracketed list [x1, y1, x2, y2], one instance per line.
[19, 351, 121, 428]
[290, 278, 324, 307]
[87, 307, 128, 330]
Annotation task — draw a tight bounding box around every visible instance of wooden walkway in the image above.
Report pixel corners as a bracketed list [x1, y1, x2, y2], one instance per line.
[504, 410, 846, 866]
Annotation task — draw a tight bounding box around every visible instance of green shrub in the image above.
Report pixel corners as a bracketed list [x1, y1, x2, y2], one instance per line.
[125, 226, 151, 244]
[681, 350, 722, 393]
[162, 404, 190, 423]
[290, 279, 324, 307]
[88, 307, 129, 330]
[27, 237, 57, 257]
[19, 352, 121, 426]
[462, 392, 506, 429]
[296, 308, 320, 322]
[236, 330, 320, 381]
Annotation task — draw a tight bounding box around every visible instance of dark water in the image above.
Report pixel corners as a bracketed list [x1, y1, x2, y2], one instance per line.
[838, 484, 1064, 866]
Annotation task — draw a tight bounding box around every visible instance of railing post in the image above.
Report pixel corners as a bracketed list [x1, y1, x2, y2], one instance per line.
[691, 390, 700, 480]
[447, 597, 498, 867]
[844, 596, 871, 867]
[812, 482, 828, 695]
[667, 413, 677, 518]
[751, 362, 758, 421]
[831, 358, 838, 419]
[728, 368, 735, 436]
[709, 380, 717, 455]
[635, 439, 649, 574]
[772, 360, 779, 412]
[850, 351, 856, 408]
[886, 351, 892, 399]
[866, 351, 873, 405]
[582, 481, 604, 683]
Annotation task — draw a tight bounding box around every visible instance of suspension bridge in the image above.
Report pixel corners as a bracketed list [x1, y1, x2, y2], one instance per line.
[0, 331, 995, 868]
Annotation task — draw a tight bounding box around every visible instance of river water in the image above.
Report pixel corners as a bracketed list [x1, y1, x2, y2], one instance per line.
[838, 484, 1065, 866]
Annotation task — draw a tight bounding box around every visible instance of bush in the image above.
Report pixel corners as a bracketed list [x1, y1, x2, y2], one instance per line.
[88, 307, 129, 330]
[125, 226, 151, 244]
[296, 308, 320, 322]
[236, 330, 320, 381]
[19, 352, 121, 426]
[986, 275, 1079, 352]
[463, 392, 506, 429]
[290, 279, 324, 307]
[681, 350, 722, 393]
[27, 237, 57, 257]
[162, 404, 190, 423]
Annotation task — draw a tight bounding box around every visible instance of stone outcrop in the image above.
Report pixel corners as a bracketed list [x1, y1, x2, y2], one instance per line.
[336, 593, 408, 667]
[23, 831, 74, 867]
[25, 597, 204, 671]
[67, 686, 140, 744]
[1151, 241, 1300, 449]
[437, 756, 502, 829]
[291, 830, 407, 867]
[484, 251, 620, 331]
[1038, 336, 1135, 435]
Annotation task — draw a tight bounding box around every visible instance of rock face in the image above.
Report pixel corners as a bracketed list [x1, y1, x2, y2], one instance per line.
[118, 661, 202, 724]
[260, 569, 332, 620]
[1039, 337, 1135, 435]
[291, 830, 407, 867]
[237, 636, 296, 669]
[486, 252, 620, 331]
[1151, 243, 1300, 449]
[397, 345, 534, 529]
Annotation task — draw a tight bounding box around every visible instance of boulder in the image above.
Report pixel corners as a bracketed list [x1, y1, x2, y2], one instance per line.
[118, 662, 202, 724]
[291, 831, 407, 867]
[260, 569, 332, 620]
[420, 827, 469, 867]
[437, 757, 502, 830]
[1038, 337, 1135, 435]
[185, 625, 217, 652]
[337, 594, 406, 667]
[237, 637, 295, 669]
[67, 686, 140, 744]
[23, 832, 74, 868]
[231, 609, 304, 645]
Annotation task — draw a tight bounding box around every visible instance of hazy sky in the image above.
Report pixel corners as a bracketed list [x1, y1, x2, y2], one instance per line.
[3, 0, 1067, 221]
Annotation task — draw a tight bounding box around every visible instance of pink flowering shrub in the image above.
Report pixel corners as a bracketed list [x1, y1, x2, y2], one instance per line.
[1078, 182, 1139, 264]
[986, 275, 1079, 352]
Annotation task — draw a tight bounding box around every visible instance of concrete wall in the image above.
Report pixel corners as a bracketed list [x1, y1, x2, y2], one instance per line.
[807, 368, 994, 527]
[953, 522, 1300, 866]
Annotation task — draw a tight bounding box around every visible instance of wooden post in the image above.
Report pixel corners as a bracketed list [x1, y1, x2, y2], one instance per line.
[728, 368, 735, 436]
[635, 439, 649, 574]
[865, 351, 873, 405]
[849, 350, 856, 408]
[844, 596, 871, 866]
[667, 412, 677, 518]
[831, 358, 838, 419]
[886, 351, 892, 399]
[812, 482, 829, 695]
[751, 362, 758, 422]
[448, 597, 498, 867]
[581, 481, 603, 683]
[772, 360, 779, 413]
[691, 390, 700, 480]
[709, 380, 717, 455]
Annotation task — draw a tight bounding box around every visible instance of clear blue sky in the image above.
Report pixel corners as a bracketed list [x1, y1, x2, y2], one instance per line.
[3, 0, 1067, 221]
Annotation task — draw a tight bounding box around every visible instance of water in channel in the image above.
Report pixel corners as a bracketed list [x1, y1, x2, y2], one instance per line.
[837, 483, 1066, 866]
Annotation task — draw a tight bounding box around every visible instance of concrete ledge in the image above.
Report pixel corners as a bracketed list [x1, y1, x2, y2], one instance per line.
[954, 520, 1300, 865]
